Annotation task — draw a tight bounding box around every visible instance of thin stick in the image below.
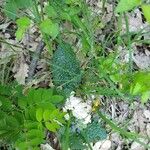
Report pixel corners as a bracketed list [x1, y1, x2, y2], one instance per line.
[27, 40, 45, 82]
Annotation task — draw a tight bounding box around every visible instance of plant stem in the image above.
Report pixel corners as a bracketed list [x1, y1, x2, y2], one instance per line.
[124, 13, 133, 74]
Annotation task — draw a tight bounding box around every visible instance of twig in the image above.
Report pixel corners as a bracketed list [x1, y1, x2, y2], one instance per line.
[27, 40, 45, 82]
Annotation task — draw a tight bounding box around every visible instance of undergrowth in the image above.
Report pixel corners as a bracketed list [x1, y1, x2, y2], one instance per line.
[0, 0, 150, 149]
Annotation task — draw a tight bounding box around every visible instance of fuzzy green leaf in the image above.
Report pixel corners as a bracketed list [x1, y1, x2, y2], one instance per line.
[83, 122, 107, 142]
[51, 42, 82, 95]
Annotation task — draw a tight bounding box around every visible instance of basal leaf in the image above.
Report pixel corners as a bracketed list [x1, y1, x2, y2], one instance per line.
[51, 42, 82, 95]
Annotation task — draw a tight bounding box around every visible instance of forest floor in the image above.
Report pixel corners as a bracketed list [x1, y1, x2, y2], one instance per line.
[0, 0, 150, 150]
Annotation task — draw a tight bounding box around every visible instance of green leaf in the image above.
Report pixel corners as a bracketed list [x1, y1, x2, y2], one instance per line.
[60, 12, 71, 21]
[16, 29, 24, 40]
[141, 91, 150, 104]
[26, 129, 44, 139]
[51, 42, 82, 95]
[51, 95, 64, 104]
[115, 0, 141, 13]
[18, 98, 27, 109]
[29, 138, 43, 146]
[4, 1, 17, 20]
[36, 108, 43, 122]
[130, 82, 142, 95]
[40, 19, 59, 39]
[4, 0, 32, 20]
[5, 116, 20, 128]
[13, 111, 24, 124]
[68, 7, 81, 16]
[83, 122, 107, 142]
[26, 88, 53, 104]
[15, 0, 32, 8]
[16, 16, 31, 40]
[24, 121, 39, 130]
[45, 5, 57, 18]
[50, 109, 66, 124]
[16, 16, 31, 27]
[0, 96, 12, 111]
[43, 109, 51, 121]
[28, 108, 36, 120]
[16, 142, 28, 150]
[69, 133, 87, 150]
[45, 122, 59, 132]
[142, 4, 150, 24]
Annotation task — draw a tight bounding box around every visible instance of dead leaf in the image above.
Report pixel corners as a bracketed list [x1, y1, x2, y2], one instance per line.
[14, 62, 29, 85]
[93, 139, 111, 150]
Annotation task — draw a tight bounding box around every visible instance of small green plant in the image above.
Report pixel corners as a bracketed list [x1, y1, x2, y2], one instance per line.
[0, 84, 66, 150]
[98, 54, 150, 103]
[3, 0, 93, 54]
[118, 71, 150, 103]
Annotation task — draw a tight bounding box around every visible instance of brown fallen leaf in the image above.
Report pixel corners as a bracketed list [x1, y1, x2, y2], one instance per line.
[14, 62, 29, 85]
